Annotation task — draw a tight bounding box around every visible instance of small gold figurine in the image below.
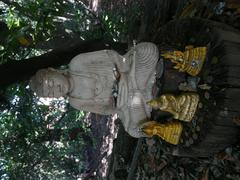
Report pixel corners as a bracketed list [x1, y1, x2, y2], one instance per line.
[162, 46, 207, 76]
[142, 121, 183, 145]
[147, 93, 199, 122]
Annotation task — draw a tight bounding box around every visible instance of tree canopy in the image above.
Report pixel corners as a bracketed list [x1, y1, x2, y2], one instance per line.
[0, 0, 141, 178]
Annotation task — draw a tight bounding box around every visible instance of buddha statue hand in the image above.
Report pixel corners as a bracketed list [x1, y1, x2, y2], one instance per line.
[161, 46, 207, 76]
[142, 121, 183, 145]
[147, 93, 199, 122]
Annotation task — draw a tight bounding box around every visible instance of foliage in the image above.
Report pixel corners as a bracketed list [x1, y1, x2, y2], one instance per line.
[0, 0, 144, 64]
[100, 0, 144, 42]
[0, 0, 102, 64]
[0, 0, 145, 178]
[0, 82, 92, 179]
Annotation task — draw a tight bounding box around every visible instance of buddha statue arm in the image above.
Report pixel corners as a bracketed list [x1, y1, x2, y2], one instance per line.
[69, 97, 117, 115]
[69, 49, 127, 74]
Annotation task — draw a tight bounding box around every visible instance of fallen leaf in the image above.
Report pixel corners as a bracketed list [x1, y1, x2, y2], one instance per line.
[201, 168, 209, 180]
[198, 84, 211, 90]
[233, 117, 240, 126]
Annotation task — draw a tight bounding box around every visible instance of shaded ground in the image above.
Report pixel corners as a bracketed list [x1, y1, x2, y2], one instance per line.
[106, 126, 240, 180]
[137, 138, 240, 179]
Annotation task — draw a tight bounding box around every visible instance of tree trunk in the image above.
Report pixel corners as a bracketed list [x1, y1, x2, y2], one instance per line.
[36, 127, 93, 143]
[0, 40, 127, 87]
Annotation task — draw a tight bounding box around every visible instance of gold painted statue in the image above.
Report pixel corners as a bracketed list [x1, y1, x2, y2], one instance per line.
[142, 121, 183, 145]
[147, 93, 199, 122]
[162, 45, 207, 76]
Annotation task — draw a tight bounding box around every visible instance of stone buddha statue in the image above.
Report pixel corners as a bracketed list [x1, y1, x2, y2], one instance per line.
[30, 42, 187, 145]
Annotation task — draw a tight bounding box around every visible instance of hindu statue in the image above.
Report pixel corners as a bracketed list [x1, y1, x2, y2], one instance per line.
[30, 42, 206, 145]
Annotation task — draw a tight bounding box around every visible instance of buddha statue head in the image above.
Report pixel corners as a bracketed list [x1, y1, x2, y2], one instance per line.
[30, 68, 71, 98]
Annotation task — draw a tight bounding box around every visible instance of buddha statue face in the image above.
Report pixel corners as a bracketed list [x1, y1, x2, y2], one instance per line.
[30, 68, 70, 98]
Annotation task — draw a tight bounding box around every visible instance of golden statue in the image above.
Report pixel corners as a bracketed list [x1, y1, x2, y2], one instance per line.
[162, 45, 207, 76]
[147, 93, 199, 122]
[142, 121, 183, 145]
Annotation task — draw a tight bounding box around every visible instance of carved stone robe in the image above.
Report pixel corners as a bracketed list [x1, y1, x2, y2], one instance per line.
[68, 42, 160, 138]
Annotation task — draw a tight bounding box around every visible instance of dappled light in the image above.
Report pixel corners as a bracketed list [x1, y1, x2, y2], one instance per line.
[0, 0, 240, 179]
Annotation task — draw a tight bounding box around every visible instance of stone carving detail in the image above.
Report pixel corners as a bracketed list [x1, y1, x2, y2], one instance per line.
[30, 42, 202, 145]
[162, 45, 207, 76]
[147, 93, 199, 122]
[142, 121, 183, 145]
